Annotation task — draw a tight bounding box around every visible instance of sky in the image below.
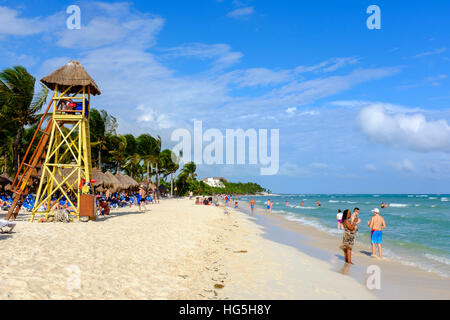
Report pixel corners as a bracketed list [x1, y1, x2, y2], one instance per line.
[0, 0, 449, 194]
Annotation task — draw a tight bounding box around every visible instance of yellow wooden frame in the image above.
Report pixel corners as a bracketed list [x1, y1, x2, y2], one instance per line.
[31, 84, 94, 222]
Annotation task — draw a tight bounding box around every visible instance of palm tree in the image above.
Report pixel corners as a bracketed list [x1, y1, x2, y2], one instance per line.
[109, 134, 127, 173]
[182, 161, 197, 181]
[0, 66, 48, 170]
[159, 149, 179, 197]
[123, 153, 143, 180]
[136, 134, 161, 185]
[90, 108, 118, 169]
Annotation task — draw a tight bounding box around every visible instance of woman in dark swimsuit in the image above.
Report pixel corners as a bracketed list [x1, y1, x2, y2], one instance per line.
[340, 209, 357, 264]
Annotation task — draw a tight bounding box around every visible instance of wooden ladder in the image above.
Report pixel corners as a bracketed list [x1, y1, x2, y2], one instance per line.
[6, 99, 53, 220]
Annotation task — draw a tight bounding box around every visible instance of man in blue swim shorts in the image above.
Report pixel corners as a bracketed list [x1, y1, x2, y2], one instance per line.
[368, 208, 386, 258]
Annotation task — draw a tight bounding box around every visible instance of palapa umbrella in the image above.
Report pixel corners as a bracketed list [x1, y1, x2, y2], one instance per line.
[41, 60, 101, 95]
[91, 168, 111, 190]
[114, 173, 131, 190]
[125, 174, 139, 187]
[53, 167, 80, 189]
[104, 171, 122, 192]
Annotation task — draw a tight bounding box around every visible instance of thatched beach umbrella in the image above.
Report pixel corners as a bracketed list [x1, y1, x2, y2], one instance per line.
[104, 171, 122, 192]
[53, 168, 80, 189]
[115, 173, 131, 190]
[91, 168, 111, 190]
[41, 60, 101, 95]
[123, 174, 139, 189]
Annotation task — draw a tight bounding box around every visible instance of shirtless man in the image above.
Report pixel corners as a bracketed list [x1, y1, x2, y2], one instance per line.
[368, 208, 386, 258]
[138, 186, 147, 212]
[249, 197, 256, 216]
[351, 207, 361, 231]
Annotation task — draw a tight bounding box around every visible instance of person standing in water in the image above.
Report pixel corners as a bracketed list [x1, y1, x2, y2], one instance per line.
[249, 197, 256, 216]
[340, 209, 357, 264]
[336, 209, 343, 230]
[266, 199, 271, 212]
[269, 200, 273, 213]
[368, 208, 386, 258]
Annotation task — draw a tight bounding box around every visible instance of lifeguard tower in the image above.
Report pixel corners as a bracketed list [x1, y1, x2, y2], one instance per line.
[6, 60, 101, 222]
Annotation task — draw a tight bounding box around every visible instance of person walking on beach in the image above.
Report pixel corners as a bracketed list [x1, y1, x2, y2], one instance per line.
[189, 191, 193, 200]
[336, 209, 343, 230]
[340, 209, 357, 264]
[249, 197, 256, 216]
[269, 200, 273, 214]
[266, 199, 271, 212]
[138, 186, 147, 212]
[368, 208, 386, 258]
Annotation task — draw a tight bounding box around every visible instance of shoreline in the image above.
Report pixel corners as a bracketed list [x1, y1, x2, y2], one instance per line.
[235, 199, 450, 299]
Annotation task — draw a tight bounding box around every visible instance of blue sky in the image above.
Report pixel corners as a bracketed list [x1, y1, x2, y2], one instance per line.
[0, 0, 449, 193]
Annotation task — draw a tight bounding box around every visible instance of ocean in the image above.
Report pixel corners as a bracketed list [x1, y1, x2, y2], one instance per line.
[240, 194, 450, 278]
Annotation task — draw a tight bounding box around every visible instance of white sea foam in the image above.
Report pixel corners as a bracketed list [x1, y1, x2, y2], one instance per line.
[284, 213, 341, 236]
[429, 197, 437, 200]
[441, 198, 449, 202]
[425, 253, 450, 266]
[389, 203, 408, 208]
[328, 200, 339, 203]
[416, 195, 429, 198]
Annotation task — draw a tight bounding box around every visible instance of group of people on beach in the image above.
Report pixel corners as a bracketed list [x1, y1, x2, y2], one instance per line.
[192, 193, 240, 210]
[338, 207, 386, 264]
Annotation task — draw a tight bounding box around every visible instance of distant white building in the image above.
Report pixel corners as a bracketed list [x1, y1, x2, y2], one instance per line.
[202, 177, 227, 188]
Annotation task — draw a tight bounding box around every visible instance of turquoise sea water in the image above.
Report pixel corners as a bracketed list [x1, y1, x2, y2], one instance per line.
[240, 194, 450, 278]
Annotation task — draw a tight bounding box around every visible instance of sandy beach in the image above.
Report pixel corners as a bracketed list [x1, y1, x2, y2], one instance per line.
[0, 198, 375, 300]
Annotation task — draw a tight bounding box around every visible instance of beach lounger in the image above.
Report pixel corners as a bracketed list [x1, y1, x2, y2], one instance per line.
[0, 219, 16, 233]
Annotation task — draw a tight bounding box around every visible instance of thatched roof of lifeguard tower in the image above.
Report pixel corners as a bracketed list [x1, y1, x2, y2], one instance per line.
[41, 60, 101, 96]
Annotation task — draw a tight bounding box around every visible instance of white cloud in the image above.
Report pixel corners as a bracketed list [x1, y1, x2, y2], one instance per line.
[278, 162, 308, 176]
[136, 105, 174, 129]
[295, 57, 359, 74]
[365, 164, 377, 171]
[0, 6, 57, 37]
[222, 68, 291, 87]
[227, 6, 254, 18]
[330, 100, 424, 113]
[414, 48, 447, 58]
[310, 162, 329, 169]
[357, 103, 450, 153]
[163, 43, 243, 69]
[390, 159, 415, 172]
[56, 3, 164, 49]
[425, 74, 447, 86]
